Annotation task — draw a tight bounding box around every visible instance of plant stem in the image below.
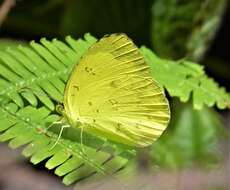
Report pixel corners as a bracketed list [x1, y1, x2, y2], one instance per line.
[0, 0, 15, 27]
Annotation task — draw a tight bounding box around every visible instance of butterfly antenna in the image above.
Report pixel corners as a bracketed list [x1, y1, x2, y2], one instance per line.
[50, 124, 70, 150]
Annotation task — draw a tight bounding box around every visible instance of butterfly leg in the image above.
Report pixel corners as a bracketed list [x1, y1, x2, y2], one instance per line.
[46, 116, 67, 132]
[47, 121, 62, 130]
[50, 124, 70, 150]
[80, 126, 86, 155]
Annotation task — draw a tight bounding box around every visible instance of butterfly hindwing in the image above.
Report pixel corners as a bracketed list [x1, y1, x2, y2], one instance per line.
[64, 34, 170, 147]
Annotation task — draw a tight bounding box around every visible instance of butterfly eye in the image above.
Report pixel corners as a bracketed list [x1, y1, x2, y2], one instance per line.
[56, 104, 64, 114]
[108, 99, 118, 105]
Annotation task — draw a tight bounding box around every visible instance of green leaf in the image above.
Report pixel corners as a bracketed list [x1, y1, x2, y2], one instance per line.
[0, 39, 27, 51]
[151, 101, 223, 169]
[141, 47, 230, 109]
[0, 35, 95, 110]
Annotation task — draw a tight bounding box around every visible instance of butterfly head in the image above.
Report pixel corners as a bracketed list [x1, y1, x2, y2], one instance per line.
[56, 104, 82, 127]
[56, 104, 65, 115]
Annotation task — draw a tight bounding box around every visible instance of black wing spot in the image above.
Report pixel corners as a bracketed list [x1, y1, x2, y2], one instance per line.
[88, 101, 92, 106]
[116, 123, 122, 132]
[85, 67, 95, 75]
[109, 99, 118, 105]
[93, 119, 96, 123]
[96, 109, 99, 113]
[136, 124, 140, 129]
[73, 85, 79, 91]
[85, 67, 89, 72]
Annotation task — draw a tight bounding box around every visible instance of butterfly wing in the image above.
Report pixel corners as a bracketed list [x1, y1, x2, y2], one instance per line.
[64, 34, 170, 147]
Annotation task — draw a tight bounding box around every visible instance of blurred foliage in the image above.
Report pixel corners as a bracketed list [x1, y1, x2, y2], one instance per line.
[151, 0, 227, 61]
[2, 0, 227, 61]
[151, 101, 223, 169]
[60, 0, 152, 42]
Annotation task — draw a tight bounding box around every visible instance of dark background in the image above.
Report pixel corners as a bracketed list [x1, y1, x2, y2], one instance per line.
[0, 0, 229, 190]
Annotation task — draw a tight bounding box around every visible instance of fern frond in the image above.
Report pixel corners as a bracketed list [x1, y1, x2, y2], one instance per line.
[141, 47, 230, 109]
[0, 102, 132, 185]
[0, 34, 134, 185]
[0, 34, 96, 110]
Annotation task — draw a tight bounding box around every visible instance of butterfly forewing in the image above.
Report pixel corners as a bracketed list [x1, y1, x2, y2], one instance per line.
[64, 34, 170, 147]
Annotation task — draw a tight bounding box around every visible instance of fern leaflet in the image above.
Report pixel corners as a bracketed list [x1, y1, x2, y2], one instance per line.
[141, 47, 230, 109]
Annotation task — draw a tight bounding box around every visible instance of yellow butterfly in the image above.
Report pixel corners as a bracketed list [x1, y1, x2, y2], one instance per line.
[62, 34, 170, 147]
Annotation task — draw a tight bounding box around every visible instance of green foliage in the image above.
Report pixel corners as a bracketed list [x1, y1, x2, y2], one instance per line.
[151, 101, 223, 169]
[151, 0, 227, 61]
[0, 33, 229, 185]
[0, 34, 135, 185]
[0, 103, 132, 185]
[141, 47, 230, 109]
